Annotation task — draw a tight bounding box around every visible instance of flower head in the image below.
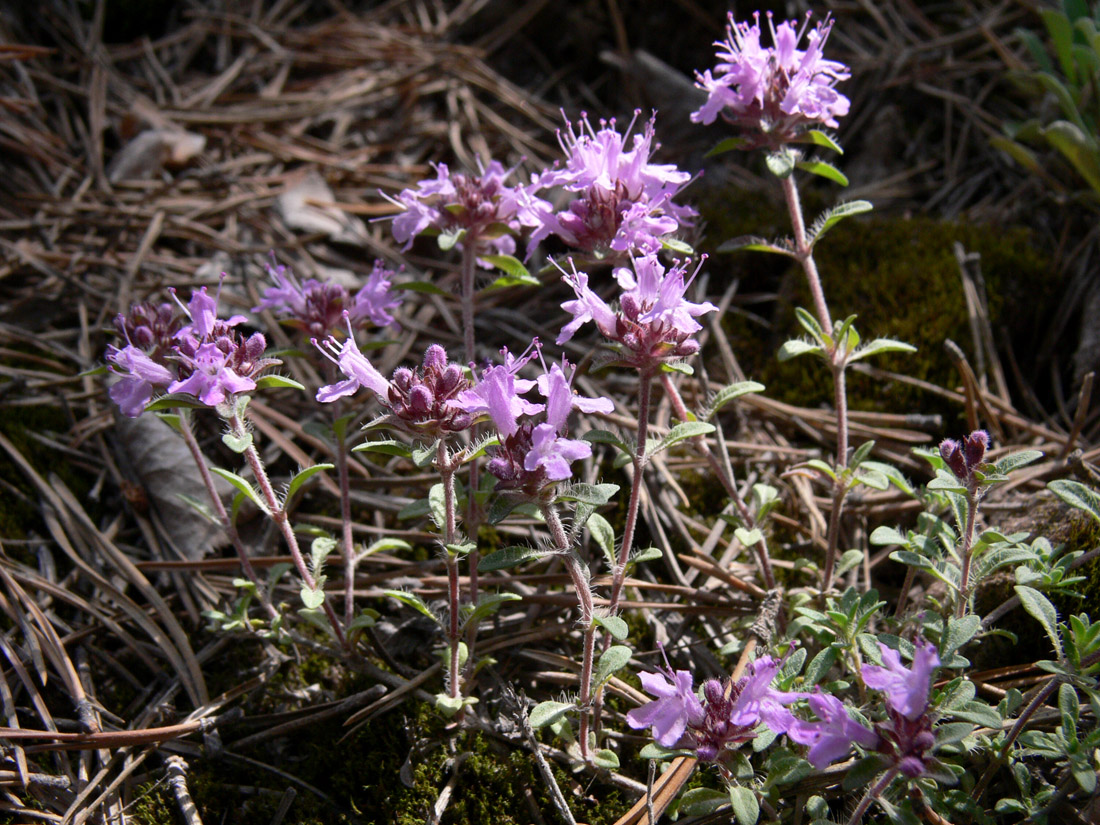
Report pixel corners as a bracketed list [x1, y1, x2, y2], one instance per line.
[315, 327, 473, 435]
[255, 257, 401, 338]
[862, 639, 940, 722]
[106, 301, 187, 417]
[938, 429, 990, 486]
[626, 666, 705, 748]
[692, 12, 850, 145]
[788, 692, 880, 769]
[386, 160, 523, 264]
[629, 654, 806, 762]
[106, 344, 176, 417]
[521, 113, 695, 258]
[557, 254, 717, 368]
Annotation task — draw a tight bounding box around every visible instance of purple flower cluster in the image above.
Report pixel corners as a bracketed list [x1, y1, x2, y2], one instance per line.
[255, 258, 401, 337]
[692, 12, 850, 145]
[107, 286, 278, 416]
[385, 159, 524, 263]
[521, 114, 696, 258]
[451, 345, 613, 495]
[315, 329, 473, 436]
[939, 430, 990, 486]
[626, 655, 803, 761]
[862, 639, 941, 778]
[557, 254, 717, 367]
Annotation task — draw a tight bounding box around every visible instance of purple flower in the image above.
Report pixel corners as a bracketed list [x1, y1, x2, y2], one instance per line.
[626, 666, 705, 748]
[938, 430, 990, 485]
[862, 639, 940, 722]
[385, 160, 523, 263]
[106, 344, 176, 418]
[168, 339, 260, 407]
[525, 361, 614, 481]
[255, 258, 402, 338]
[788, 692, 880, 769]
[557, 254, 717, 368]
[692, 12, 850, 145]
[451, 345, 543, 438]
[314, 320, 392, 403]
[725, 655, 805, 734]
[522, 113, 695, 257]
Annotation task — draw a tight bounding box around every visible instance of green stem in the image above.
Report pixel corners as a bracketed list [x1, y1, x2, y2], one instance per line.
[607, 367, 654, 614]
[543, 502, 595, 762]
[232, 412, 347, 648]
[436, 441, 463, 700]
[178, 413, 278, 621]
[956, 486, 981, 618]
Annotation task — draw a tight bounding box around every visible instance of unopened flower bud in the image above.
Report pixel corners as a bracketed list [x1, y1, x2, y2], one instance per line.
[963, 430, 989, 470]
[939, 438, 967, 480]
[424, 344, 448, 373]
[899, 755, 925, 778]
[704, 679, 725, 705]
[392, 368, 414, 392]
[408, 385, 434, 416]
[620, 293, 640, 320]
[438, 364, 463, 395]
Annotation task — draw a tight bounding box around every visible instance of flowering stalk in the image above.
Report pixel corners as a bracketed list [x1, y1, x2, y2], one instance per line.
[435, 440, 464, 701]
[177, 411, 278, 622]
[659, 371, 776, 589]
[939, 431, 990, 617]
[332, 406, 358, 628]
[781, 172, 850, 594]
[607, 365, 653, 615]
[845, 765, 900, 825]
[229, 411, 347, 648]
[543, 502, 598, 761]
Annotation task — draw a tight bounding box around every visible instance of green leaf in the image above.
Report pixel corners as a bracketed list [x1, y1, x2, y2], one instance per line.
[679, 788, 728, 816]
[592, 749, 619, 770]
[766, 148, 797, 178]
[583, 429, 630, 453]
[800, 129, 844, 153]
[310, 536, 336, 571]
[850, 338, 918, 361]
[462, 592, 522, 630]
[593, 645, 632, 688]
[438, 226, 465, 251]
[778, 339, 823, 361]
[1042, 120, 1100, 194]
[808, 200, 873, 244]
[629, 546, 663, 565]
[870, 525, 908, 546]
[1049, 479, 1100, 523]
[209, 468, 270, 515]
[649, 421, 715, 456]
[433, 692, 470, 718]
[803, 646, 837, 685]
[143, 392, 210, 412]
[704, 381, 766, 420]
[529, 700, 573, 728]
[253, 374, 306, 392]
[728, 786, 759, 825]
[992, 450, 1043, 475]
[638, 742, 694, 760]
[480, 253, 535, 281]
[943, 614, 982, 657]
[1042, 7, 1078, 84]
[395, 280, 448, 296]
[716, 235, 795, 257]
[478, 545, 545, 572]
[836, 548, 864, 576]
[353, 439, 413, 458]
[586, 513, 616, 569]
[705, 136, 750, 157]
[287, 463, 334, 500]
[947, 700, 1002, 729]
[1015, 585, 1062, 656]
[735, 527, 763, 546]
[300, 585, 325, 609]
[842, 753, 891, 791]
[487, 494, 522, 525]
[594, 615, 629, 641]
[659, 361, 694, 376]
[794, 306, 827, 342]
[382, 589, 438, 622]
[556, 483, 620, 507]
[661, 237, 694, 256]
[796, 159, 849, 186]
[411, 442, 437, 469]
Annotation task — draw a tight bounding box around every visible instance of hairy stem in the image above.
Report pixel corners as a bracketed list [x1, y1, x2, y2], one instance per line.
[232, 413, 347, 647]
[955, 487, 981, 618]
[460, 243, 477, 366]
[660, 372, 776, 589]
[608, 367, 654, 614]
[845, 766, 899, 825]
[973, 675, 1060, 802]
[544, 503, 596, 762]
[331, 410, 357, 629]
[178, 413, 277, 621]
[781, 171, 852, 594]
[436, 441, 463, 700]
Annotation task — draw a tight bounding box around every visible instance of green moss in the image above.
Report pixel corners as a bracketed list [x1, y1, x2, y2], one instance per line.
[701, 204, 1058, 429]
[130, 782, 176, 825]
